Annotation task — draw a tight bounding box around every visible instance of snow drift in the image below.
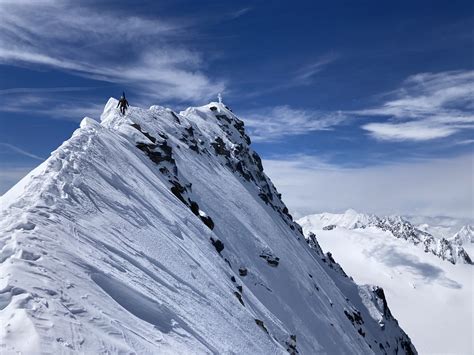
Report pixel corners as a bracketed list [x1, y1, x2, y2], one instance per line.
[0, 99, 416, 354]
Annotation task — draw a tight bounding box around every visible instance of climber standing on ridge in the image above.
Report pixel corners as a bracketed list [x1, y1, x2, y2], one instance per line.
[117, 92, 129, 115]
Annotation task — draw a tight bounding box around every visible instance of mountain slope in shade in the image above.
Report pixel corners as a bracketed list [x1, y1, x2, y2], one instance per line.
[298, 210, 472, 264]
[298, 213, 473, 355]
[0, 99, 415, 354]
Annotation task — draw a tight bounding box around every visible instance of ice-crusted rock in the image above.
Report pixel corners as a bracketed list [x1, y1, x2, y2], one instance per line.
[0, 99, 415, 354]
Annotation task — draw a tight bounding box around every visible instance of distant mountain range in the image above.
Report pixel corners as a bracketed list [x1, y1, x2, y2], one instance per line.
[298, 209, 472, 265]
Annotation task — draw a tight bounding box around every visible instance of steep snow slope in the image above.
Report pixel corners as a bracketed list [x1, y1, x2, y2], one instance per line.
[300, 210, 472, 264]
[299, 215, 473, 355]
[0, 99, 415, 354]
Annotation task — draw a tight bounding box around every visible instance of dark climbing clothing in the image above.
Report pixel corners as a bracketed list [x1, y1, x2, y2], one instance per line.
[117, 96, 129, 115]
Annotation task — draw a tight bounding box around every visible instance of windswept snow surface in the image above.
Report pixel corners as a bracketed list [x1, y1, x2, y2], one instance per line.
[299, 212, 473, 355]
[0, 99, 415, 354]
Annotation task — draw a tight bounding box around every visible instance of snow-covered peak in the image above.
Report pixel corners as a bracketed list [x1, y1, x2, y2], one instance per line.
[451, 225, 474, 245]
[298, 209, 377, 230]
[0, 99, 416, 354]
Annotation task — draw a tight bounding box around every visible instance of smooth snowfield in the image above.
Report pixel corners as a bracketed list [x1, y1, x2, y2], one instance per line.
[0, 99, 415, 354]
[299, 215, 473, 355]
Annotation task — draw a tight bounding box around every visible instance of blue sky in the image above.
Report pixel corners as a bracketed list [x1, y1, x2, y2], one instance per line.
[0, 0, 473, 218]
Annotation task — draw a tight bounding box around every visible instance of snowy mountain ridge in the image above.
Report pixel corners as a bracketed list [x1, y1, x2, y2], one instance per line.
[450, 225, 474, 246]
[0, 99, 416, 354]
[298, 210, 472, 265]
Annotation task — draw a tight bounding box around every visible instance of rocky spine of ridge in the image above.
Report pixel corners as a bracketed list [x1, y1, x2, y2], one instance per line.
[103, 101, 417, 353]
[304, 232, 416, 355]
[369, 216, 472, 265]
[0, 99, 418, 354]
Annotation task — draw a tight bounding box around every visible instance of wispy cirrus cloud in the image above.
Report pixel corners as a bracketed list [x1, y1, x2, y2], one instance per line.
[243, 105, 348, 142]
[229, 7, 252, 19]
[0, 142, 45, 161]
[0, 90, 105, 121]
[358, 70, 474, 141]
[294, 53, 338, 85]
[0, 0, 224, 102]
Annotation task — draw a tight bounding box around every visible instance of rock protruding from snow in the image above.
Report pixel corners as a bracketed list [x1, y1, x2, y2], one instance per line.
[299, 211, 472, 265]
[0, 99, 416, 354]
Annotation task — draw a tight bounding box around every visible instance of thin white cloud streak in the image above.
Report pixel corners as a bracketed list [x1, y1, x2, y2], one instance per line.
[0, 143, 44, 161]
[358, 70, 474, 141]
[0, 93, 105, 120]
[241, 53, 338, 99]
[244, 105, 348, 142]
[0, 0, 224, 102]
[263, 153, 474, 219]
[0, 86, 103, 95]
[229, 7, 252, 19]
[294, 53, 338, 85]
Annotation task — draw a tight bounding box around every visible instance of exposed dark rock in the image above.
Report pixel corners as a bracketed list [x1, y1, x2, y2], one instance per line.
[211, 137, 230, 157]
[130, 123, 142, 131]
[237, 285, 243, 293]
[400, 339, 416, 355]
[130, 123, 159, 144]
[201, 215, 215, 230]
[259, 193, 270, 205]
[239, 268, 248, 277]
[255, 319, 268, 333]
[230, 276, 236, 283]
[373, 286, 392, 319]
[259, 251, 280, 267]
[169, 111, 181, 124]
[210, 238, 224, 254]
[323, 224, 336, 231]
[286, 334, 298, 355]
[251, 152, 263, 172]
[344, 309, 364, 326]
[189, 201, 200, 215]
[210, 106, 218, 111]
[170, 182, 188, 205]
[216, 114, 231, 123]
[236, 161, 253, 181]
[234, 291, 245, 306]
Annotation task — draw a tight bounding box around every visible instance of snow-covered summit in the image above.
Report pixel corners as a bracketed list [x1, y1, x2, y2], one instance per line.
[298, 209, 378, 230]
[450, 225, 474, 246]
[298, 210, 472, 265]
[0, 99, 415, 354]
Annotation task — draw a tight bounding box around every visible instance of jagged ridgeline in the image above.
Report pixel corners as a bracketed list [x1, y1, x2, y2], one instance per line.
[0, 98, 416, 354]
[300, 210, 472, 265]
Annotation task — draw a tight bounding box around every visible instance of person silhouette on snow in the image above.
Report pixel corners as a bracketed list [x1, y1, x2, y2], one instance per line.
[117, 92, 129, 115]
